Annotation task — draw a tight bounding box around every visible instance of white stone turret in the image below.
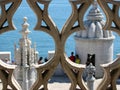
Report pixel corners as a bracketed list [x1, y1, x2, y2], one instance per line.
[14, 17, 39, 90]
[74, 1, 115, 78]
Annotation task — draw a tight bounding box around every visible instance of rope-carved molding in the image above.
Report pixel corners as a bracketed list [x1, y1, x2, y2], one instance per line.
[98, 0, 120, 35]
[0, 0, 22, 34]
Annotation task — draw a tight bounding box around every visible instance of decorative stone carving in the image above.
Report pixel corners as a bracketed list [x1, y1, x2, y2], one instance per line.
[81, 29, 87, 38]
[88, 22, 96, 38]
[0, 0, 120, 90]
[98, 0, 120, 34]
[86, 63, 96, 90]
[27, 0, 61, 90]
[97, 57, 120, 90]
[96, 22, 103, 38]
[60, 0, 93, 90]
[0, 0, 22, 34]
[74, 1, 115, 78]
[0, 59, 22, 90]
[14, 17, 38, 90]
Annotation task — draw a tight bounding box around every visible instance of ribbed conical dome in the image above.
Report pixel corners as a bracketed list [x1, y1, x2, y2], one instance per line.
[76, 1, 114, 39]
[87, 1, 104, 21]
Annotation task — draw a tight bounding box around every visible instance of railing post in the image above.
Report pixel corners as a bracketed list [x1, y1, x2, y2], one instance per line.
[86, 63, 96, 90]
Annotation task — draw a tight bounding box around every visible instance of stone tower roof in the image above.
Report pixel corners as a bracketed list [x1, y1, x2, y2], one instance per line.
[76, 1, 114, 39]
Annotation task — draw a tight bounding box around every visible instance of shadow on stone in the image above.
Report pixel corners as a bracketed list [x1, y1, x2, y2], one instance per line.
[49, 75, 70, 83]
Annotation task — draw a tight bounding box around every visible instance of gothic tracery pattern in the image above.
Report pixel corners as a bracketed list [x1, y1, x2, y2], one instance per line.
[0, 59, 22, 90]
[61, 0, 93, 90]
[0, 0, 22, 34]
[98, 0, 120, 34]
[97, 57, 120, 90]
[0, 0, 120, 90]
[27, 0, 61, 90]
[27, 0, 94, 89]
[0, 0, 22, 89]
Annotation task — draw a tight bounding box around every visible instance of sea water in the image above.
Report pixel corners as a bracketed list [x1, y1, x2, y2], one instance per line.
[0, 0, 120, 60]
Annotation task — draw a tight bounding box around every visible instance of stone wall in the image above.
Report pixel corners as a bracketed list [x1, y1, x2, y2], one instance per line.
[0, 52, 11, 62]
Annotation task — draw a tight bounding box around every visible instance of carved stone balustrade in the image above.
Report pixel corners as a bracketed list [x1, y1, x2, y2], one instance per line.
[0, 0, 120, 90]
[0, 60, 22, 90]
[98, 0, 120, 34]
[0, 0, 22, 34]
[97, 57, 120, 90]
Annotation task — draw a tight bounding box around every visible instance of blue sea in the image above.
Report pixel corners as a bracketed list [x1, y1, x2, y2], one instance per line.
[0, 0, 120, 60]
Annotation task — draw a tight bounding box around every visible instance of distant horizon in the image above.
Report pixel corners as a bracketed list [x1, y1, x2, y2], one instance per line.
[0, 0, 120, 60]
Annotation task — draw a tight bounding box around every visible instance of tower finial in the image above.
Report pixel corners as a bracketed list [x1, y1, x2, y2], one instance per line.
[23, 17, 28, 22]
[22, 17, 29, 30]
[87, 0, 103, 21]
[92, 0, 98, 9]
[20, 17, 31, 39]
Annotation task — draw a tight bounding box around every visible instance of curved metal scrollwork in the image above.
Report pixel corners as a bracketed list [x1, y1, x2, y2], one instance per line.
[98, 0, 120, 34]
[0, 0, 22, 34]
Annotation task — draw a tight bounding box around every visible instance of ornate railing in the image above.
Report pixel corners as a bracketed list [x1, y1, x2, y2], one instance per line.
[0, 0, 120, 90]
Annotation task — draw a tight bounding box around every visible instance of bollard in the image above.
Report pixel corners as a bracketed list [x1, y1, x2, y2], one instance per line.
[86, 63, 96, 90]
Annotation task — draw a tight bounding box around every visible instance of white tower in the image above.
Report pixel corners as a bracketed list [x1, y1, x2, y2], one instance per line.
[14, 17, 39, 90]
[74, 1, 115, 78]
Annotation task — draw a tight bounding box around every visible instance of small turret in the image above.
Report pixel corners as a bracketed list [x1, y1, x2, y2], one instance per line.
[77, 1, 113, 39]
[74, 1, 115, 78]
[14, 17, 39, 90]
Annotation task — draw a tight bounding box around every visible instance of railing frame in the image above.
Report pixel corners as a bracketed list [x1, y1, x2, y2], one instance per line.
[0, 0, 120, 90]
